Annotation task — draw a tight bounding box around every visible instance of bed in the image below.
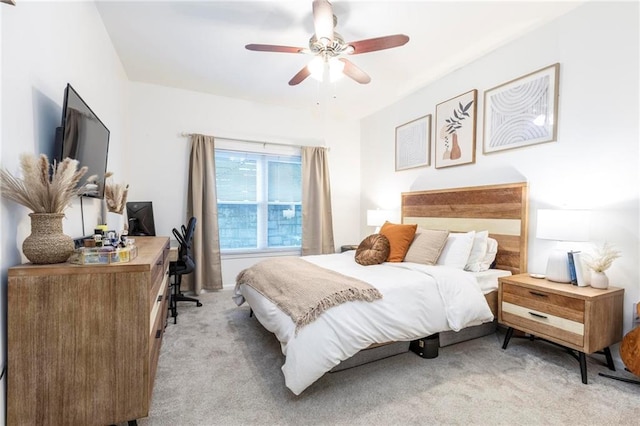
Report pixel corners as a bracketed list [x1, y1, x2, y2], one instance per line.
[234, 182, 529, 395]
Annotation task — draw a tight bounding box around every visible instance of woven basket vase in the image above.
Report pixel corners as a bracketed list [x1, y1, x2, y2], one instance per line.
[22, 213, 74, 264]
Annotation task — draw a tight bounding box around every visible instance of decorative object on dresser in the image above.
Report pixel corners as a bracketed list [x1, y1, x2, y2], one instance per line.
[498, 273, 624, 384]
[536, 209, 590, 283]
[0, 153, 97, 264]
[600, 301, 640, 385]
[435, 89, 477, 168]
[395, 114, 431, 171]
[7, 237, 171, 425]
[582, 242, 621, 289]
[104, 171, 129, 214]
[483, 63, 560, 154]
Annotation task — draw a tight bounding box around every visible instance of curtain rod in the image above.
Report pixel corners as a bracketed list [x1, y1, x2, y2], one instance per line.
[180, 132, 327, 150]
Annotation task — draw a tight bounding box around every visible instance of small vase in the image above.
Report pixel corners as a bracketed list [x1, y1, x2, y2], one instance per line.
[590, 271, 609, 289]
[450, 133, 462, 160]
[22, 213, 75, 264]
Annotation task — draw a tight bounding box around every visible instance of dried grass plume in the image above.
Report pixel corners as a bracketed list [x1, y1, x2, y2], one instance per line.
[0, 153, 95, 213]
[583, 242, 621, 273]
[104, 171, 129, 214]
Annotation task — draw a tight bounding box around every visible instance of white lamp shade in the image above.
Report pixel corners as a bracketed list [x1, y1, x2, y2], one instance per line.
[367, 210, 387, 227]
[536, 209, 590, 242]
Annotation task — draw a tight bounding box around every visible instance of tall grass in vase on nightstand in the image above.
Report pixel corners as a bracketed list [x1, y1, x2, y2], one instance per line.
[583, 242, 621, 289]
[0, 153, 96, 264]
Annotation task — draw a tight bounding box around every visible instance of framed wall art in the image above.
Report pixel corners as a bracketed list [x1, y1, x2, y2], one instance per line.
[435, 89, 477, 169]
[483, 63, 560, 154]
[395, 114, 431, 171]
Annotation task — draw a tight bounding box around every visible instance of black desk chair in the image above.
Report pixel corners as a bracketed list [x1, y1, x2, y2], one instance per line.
[168, 217, 202, 323]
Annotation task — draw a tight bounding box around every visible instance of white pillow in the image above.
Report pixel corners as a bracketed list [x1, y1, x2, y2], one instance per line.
[465, 230, 489, 272]
[477, 237, 499, 271]
[436, 231, 476, 269]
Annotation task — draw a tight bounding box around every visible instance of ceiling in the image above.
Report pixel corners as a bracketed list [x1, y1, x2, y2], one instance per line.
[96, 0, 585, 120]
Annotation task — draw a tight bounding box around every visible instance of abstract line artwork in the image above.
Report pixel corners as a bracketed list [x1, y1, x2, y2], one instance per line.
[483, 63, 560, 154]
[395, 114, 431, 171]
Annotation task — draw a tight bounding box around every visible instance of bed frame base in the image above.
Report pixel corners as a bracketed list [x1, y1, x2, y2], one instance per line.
[329, 321, 497, 373]
[330, 341, 410, 372]
[439, 320, 497, 347]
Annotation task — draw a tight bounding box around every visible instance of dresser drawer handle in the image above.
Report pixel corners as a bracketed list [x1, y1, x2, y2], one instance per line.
[155, 329, 162, 339]
[157, 295, 162, 302]
[528, 311, 548, 319]
[529, 291, 548, 298]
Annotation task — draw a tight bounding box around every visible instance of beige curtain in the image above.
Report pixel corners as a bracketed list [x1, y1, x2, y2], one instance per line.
[301, 146, 335, 255]
[186, 134, 223, 291]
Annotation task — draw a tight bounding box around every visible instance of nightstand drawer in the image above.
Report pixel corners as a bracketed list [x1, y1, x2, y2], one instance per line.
[502, 282, 585, 323]
[501, 302, 584, 347]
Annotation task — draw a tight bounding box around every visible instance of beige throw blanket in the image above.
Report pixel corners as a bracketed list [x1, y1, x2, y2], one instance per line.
[236, 257, 382, 332]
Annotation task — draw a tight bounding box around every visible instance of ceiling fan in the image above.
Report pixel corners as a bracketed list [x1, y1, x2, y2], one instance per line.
[245, 0, 409, 86]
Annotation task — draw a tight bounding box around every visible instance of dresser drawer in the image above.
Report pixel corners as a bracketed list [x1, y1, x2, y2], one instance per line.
[149, 277, 169, 393]
[502, 282, 584, 322]
[501, 303, 584, 347]
[501, 282, 586, 347]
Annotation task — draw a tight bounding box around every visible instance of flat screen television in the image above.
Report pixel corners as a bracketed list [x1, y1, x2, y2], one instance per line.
[54, 83, 110, 199]
[126, 201, 157, 236]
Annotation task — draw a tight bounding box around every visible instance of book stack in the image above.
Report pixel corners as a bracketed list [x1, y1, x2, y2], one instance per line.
[567, 251, 587, 287]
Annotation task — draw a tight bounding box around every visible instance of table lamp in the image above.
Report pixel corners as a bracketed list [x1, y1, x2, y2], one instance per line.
[367, 209, 395, 233]
[536, 209, 590, 283]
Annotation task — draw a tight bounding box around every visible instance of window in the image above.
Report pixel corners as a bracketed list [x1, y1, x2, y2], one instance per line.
[215, 149, 302, 252]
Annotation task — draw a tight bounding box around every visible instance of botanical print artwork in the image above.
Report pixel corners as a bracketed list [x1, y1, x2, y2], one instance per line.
[483, 63, 560, 153]
[435, 89, 477, 168]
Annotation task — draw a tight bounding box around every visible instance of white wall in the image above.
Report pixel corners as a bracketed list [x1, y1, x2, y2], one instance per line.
[127, 82, 361, 286]
[0, 1, 129, 419]
[361, 2, 639, 333]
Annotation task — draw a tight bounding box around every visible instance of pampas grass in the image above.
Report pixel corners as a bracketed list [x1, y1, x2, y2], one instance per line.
[582, 242, 621, 273]
[104, 172, 129, 214]
[0, 153, 96, 213]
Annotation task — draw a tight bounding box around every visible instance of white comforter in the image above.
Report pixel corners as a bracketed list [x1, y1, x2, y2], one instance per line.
[234, 251, 494, 395]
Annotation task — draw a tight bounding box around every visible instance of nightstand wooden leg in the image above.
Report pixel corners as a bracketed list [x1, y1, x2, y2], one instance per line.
[502, 327, 514, 350]
[603, 347, 615, 371]
[579, 352, 588, 384]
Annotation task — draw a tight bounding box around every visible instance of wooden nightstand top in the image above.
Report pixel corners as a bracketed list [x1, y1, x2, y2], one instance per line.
[500, 273, 624, 300]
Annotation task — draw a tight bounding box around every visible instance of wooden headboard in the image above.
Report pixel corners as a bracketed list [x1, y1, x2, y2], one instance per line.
[401, 182, 529, 274]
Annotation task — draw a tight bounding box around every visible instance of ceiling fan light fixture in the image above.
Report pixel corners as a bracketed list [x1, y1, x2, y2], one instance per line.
[308, 57, 325, 81]
[307, 56, 345, 83]
[328, 57, 345, 82]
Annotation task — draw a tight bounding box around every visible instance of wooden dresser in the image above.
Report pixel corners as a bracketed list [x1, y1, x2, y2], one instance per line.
[7, 236, 170, 425]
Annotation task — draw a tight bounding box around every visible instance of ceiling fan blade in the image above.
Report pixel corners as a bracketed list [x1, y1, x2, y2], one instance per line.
[347, 34, 410, 55]
[288, 66, 311, 86]
[245, 44, 304, 54]
[312, 0, 334, 45]
[339, 58, 371, 84]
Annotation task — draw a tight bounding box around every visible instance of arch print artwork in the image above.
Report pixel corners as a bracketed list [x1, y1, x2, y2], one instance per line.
[435, 89, 477, 169]
[483, 63, 560, 154]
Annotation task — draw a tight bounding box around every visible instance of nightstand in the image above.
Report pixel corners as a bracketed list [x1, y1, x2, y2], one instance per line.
[498, 273, 624, 384]
[340, 244, 359, 252]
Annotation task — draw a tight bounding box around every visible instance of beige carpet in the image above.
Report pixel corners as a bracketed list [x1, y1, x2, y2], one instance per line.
[137, 289, 639, 425]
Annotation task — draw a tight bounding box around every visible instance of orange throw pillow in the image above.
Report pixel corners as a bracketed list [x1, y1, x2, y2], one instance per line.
[379, 221, 418, 262]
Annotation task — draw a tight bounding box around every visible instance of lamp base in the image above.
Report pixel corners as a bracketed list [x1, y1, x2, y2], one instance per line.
[545, 249, 572, 283]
